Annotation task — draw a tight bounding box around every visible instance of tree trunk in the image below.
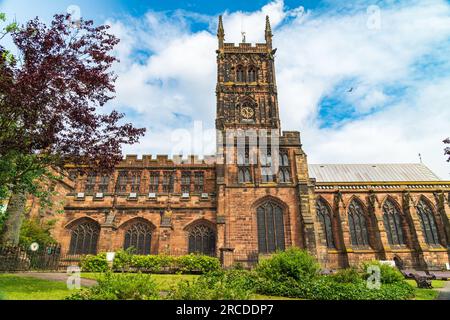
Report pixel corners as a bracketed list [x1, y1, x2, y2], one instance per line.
[0, 190, 27, 245]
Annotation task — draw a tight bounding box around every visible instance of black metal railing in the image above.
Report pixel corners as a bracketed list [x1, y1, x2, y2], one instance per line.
[0, 244, 261, 272]
[0, 244, 63, 272]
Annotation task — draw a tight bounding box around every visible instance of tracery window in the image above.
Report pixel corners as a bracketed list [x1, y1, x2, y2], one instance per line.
[382, 199, 405, 246]
[98, 174, 110, 193]
[123, 222, 152, 255]
[417, 198, 440, 246]
[130, 171, 141, 193]
[181, 171, 191, 193]
[149, 171, 160, 193]
[194, 172, 204, 193]
[85, 172, 96, 193]
[316, 198, 335, 248]
[69, 220, 100, 255]
[257, 201, 285, 253]
[238, 142, 252, 183]
[236, 65, 245, 82]
[260, 148, 275, 183]
[163, 171, 174, 193]
[248, 66, 257, 82]
[278, 151, 290, 183]
[116, 171, 128, 193]
[348, 199, 370, 247]
[188, 224, 216, 255]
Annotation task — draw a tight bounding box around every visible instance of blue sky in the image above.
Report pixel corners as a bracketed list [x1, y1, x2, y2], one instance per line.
[1, 0, 450, 178]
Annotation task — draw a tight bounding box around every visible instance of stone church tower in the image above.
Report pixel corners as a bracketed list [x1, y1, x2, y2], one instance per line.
[214, 16, 318, 263]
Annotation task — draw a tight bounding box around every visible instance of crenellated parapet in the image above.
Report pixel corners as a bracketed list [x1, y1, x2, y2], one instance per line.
[118, 154, 217, 167]
[280, 131, 301, 147]
[222, 42, 271, 54]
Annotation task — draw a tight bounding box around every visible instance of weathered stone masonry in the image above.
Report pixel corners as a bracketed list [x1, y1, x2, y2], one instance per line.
[29, 16, 450, 270]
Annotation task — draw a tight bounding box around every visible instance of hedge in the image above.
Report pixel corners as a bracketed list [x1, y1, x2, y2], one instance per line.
[80, 251, 220, 274]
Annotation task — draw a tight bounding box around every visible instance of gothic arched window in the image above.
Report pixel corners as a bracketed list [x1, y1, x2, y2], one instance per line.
[188, 224, 216, 255]
[238, 168, 252, 183]
[69, 220, 100, 255]
[257, 201, 285, 253]
[237, 144, 252, 183]
[248, 66, 257, 82]
[116, 171, 128, 193]
[348, 199, 370, 247]
[417, 198, 440, 246]
[124, 222, 153, 255]
[316, 199, 335, 248]
[261, 148, 274, 183]
[236, 65, 245, 82]
[278, 151, 290, 183]
[382, 199, 405, 246]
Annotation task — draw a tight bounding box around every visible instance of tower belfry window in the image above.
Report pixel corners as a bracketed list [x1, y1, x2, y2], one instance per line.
[248, 66, 257, 82]
[236, 65, 245, 82]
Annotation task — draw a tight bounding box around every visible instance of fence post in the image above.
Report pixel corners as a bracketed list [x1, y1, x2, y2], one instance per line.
[219, 247, 234, 269]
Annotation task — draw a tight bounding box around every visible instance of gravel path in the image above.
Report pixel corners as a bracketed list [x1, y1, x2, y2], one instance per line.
[13, 272, 97, 287]
[437, 281, 450, 300]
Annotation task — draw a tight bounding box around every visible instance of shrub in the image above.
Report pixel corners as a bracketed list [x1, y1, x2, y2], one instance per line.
[19, 218, 57, 248]
[330, 268, 363, 284]
[67, 272, 160, 300]
[131, 254, 176, 272]
[256, 248, 320, 283]
[80, 252, 220, 274]
[361, 260, 405, 284]
[112, 249, 135, 271]
[167, 270, 255, 300]
[252, 251, 413, 300]
[254, 277, 305, 298]
[255, 275, 414, 300]
[80, 253, 108, 272]
[176, 254, 221, 274]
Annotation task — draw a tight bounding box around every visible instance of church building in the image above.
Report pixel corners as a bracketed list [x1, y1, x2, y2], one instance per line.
[33, 16, 450, 270]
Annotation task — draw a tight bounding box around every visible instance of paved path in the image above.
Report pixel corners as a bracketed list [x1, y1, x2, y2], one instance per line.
[437, 281, 450, 300]
[13, 272, 97, 287]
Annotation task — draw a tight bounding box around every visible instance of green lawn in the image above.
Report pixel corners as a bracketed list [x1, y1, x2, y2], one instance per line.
[405, 279, 445, 300]
[0, 273, 445, 300]
[0, 274, 76, 300]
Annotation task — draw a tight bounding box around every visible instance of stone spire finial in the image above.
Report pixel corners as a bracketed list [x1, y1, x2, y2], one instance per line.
[217, 15, 225, 49]
[265, 15, 273, 49]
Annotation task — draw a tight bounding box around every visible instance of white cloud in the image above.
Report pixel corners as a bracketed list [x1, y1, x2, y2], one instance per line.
[111, 0, 450, 178]
[2, 0, 449, 178]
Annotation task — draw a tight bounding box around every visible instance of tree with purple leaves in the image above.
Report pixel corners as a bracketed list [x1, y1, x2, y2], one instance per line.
[0, 14, 145, 244]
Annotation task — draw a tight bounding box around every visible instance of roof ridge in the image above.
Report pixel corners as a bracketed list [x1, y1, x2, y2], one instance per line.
[308, 163, 442, 182]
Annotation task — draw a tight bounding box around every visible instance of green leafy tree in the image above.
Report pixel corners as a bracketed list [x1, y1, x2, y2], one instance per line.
[19, 218, 57, 248]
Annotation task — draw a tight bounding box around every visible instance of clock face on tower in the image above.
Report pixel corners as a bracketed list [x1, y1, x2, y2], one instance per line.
[241, 106, 254, 119]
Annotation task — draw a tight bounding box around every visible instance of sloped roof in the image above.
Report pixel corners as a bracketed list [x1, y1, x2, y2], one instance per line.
[308, 163, 441, 183]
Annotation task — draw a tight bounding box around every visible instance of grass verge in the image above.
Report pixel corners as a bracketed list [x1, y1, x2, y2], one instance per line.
[0, 274, 75, 300]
